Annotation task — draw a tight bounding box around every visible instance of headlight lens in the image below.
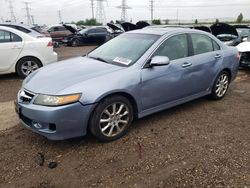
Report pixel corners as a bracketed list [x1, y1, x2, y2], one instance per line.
[34, 93, 81, 106]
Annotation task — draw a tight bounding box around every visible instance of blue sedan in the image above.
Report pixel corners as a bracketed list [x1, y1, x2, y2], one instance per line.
[16, 28, 239, 141]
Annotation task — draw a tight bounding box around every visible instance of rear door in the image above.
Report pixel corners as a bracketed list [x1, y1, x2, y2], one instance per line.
[187, 33, 222, 93]
[0, 30, 23, 72]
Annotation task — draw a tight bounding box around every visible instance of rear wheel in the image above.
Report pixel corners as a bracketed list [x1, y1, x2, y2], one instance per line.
[16, 57, 42, 78]
[210, 71, 230, 100]
[89, 96, 133, 142]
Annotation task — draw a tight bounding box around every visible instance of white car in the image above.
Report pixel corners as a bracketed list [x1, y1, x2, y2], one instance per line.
[0, 26, 58, 78]
[237, 39, 250, 69]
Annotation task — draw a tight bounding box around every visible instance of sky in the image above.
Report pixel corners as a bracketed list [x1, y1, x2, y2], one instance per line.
[0, 0, 250, 25]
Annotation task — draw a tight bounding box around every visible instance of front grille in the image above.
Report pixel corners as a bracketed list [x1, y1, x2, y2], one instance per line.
[19, 89, 35, 104]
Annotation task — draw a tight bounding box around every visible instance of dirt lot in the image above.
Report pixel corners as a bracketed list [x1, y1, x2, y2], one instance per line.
[0, 46, 250, 188]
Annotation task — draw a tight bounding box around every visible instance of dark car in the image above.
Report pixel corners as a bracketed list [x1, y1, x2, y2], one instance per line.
[0, 23, 50, 38]
[211, 23, 241, 46]
[62, 27, 110, 47]
[234, 25, 250, 42]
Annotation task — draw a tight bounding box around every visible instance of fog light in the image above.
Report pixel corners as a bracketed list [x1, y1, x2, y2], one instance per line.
[33, 122, 42, 129]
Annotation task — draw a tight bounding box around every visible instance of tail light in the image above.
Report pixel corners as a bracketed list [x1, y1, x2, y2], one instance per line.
[237, 52, 241, 61]
[47, 41, 53, 47]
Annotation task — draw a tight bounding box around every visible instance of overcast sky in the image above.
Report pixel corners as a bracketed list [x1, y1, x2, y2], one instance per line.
[0, 0, 250, 25]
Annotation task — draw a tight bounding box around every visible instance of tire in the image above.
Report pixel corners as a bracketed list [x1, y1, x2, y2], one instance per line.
[89, 96, 134, 142]
[210, 71, 230, 100]
[16, 57, 42, 78]
[71, 39, 79, 47]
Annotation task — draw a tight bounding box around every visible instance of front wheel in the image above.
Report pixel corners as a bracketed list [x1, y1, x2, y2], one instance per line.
[89, 96, 133, 142]
[71, 39, 79, 47]
[210, 71, 230, 100]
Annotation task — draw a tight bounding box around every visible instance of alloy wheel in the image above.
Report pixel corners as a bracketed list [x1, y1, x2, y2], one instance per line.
[21, 61, 39, 76]
[215, 73, 229, 98]
[99, 103, 130, 137]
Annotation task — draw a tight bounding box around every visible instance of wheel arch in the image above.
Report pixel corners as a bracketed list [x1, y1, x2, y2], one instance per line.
[97, 92, 139, 119]
[15, 56, 43, 72]
[221, 68, 232, 82]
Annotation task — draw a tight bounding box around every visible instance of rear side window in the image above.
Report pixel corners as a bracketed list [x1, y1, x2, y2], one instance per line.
[153, 34, 188, 61]
[88, 29, 96, 34]
[96, 28, 106, 33]
[212, 40, 220, 51]
[15, 26, 31, 33]
[0, 30, 22, 43]
[191, 34, 213, 55]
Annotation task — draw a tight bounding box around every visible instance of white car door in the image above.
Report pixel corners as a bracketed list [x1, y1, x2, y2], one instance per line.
[0, 29, 23, 72]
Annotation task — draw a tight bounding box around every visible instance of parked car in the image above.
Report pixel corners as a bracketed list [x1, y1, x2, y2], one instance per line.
[234, 25, 250, 42]
[62, 27, 111, 46]
[0, 26, 58, 78]
[237, 40, 250, 69]
[211, 23, 241, 46]
[0, 23, 50, 38]
[46, 25, 72, 42]
[16, 28, 239, 141]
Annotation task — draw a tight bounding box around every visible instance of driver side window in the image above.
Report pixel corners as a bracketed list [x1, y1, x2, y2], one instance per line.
[153, 34, 188, 61]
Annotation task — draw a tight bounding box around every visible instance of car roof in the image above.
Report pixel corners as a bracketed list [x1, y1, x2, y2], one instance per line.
[128, 28, 196, 36]
[0, 23, 33, 29]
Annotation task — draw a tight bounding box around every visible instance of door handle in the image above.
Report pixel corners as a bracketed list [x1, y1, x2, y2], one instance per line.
[182, 62, 192, 68]
[215, 54, 222, 59]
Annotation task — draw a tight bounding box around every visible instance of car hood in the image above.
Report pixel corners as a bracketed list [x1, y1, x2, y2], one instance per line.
[107, 23, 124, 32]
[63, 24, 77, 34]
[211, 23, 239, 37]
[24, 57, 125, 95]
[237, 42, 250, 52]
[136, 21, 150, 29]
[120, 22, 138, 32]
[194, 26, 211, 33]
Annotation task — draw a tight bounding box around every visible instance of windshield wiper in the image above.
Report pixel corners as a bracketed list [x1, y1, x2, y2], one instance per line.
[88, 56, 108, 63]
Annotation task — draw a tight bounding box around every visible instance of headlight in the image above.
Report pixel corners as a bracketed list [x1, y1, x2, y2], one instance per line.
[34, 93, 81, 106]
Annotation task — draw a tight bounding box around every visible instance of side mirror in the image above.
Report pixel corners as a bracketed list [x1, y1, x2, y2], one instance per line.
[148, 56, 170, 67]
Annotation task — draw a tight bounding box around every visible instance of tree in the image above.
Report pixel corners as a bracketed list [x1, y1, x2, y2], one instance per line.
[152, 19, 161, 25]
[75, 19, 101, 26]
[215, 19, 219, 24]
[236, 13, 243, 23]
[195, 19, 198, 24]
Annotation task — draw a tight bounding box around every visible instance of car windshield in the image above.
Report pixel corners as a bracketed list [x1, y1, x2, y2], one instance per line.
[236, 29, 250, 37]
[88, 33, 159, 66]
[79, 29, 88, 35]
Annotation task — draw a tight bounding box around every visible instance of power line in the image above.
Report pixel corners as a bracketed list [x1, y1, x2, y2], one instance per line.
[6, 0, 16, 22]
[116, 0, 131, 22]
[96, 0, 106, 24]
[23, 2, 32, 25]
[58, 10, 62, 23]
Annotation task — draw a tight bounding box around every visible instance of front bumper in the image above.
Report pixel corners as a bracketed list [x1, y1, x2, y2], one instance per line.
[15, 100, 96, 140]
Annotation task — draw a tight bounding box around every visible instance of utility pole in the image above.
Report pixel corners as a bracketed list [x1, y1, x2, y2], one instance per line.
[58, 10, 62, 23]
[96, 0, 106, 24]
[116, 0, 131, 22]
[149, 0, 154, 23]
[90, 0, 94, 19]
[7, 0, 16, 22]
[23, 2, 32, 25]
[31, 15, 35, 24]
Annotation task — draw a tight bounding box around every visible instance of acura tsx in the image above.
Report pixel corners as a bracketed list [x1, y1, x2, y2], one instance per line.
[15, 28, 239, 141]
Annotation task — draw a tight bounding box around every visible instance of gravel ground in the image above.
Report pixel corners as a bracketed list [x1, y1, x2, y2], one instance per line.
[0, 46, 250, 188]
